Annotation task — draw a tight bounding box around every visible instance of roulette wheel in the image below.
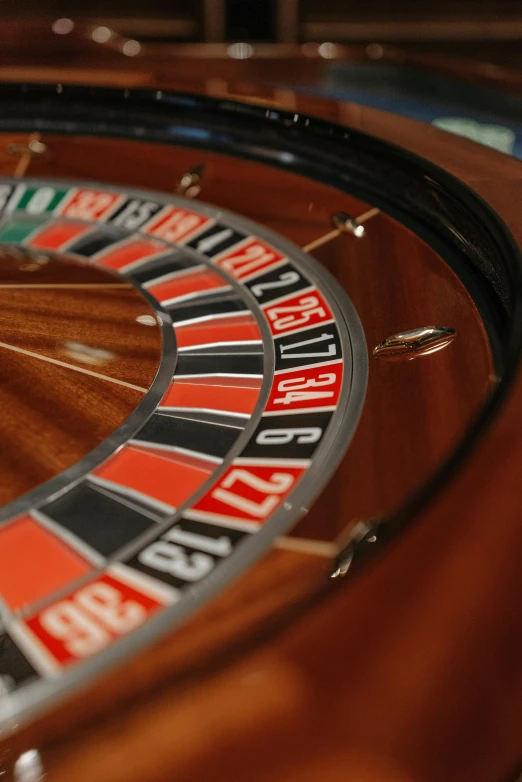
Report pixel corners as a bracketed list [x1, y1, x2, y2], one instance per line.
[0, 80, 519, 782]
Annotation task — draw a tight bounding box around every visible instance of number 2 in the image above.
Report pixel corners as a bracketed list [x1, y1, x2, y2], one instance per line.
[212, 469, 294, 518]
[266, 295, 325, 331]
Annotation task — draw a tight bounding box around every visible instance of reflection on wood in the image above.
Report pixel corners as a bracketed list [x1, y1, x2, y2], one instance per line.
[0, 82, 519, 782]
[0, 250, 161, 505]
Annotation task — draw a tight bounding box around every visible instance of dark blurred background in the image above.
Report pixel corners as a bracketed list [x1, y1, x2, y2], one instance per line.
[0, 1, 521, 156]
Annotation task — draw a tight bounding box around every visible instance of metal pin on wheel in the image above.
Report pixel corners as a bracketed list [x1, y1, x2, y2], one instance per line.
[13, 749, 44, 782]
[176, 164, 205, 198]
[373, 326, 456, 360]
[303, 207, 380, 253]
[7, 132, 49, 177]
[330, 519, 381, 579]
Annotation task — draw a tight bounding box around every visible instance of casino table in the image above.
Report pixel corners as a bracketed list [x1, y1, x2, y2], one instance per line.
[0, 39, 520, 782]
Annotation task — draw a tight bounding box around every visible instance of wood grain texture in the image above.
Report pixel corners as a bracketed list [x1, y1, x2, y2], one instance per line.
[0, 80, 519, 782]
[0, 131, 493, 529]
[0, 285, 159, 386]
[1, 548, 331, 778]
[0, 249, 162, 505]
